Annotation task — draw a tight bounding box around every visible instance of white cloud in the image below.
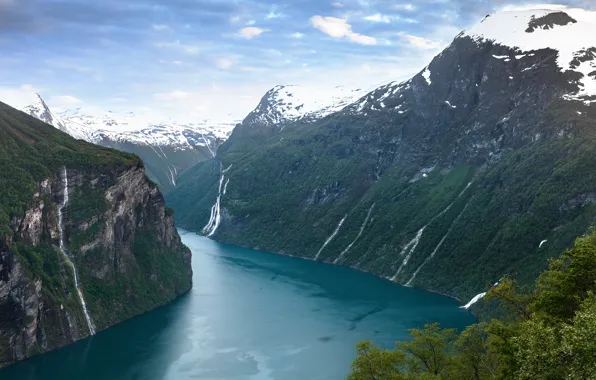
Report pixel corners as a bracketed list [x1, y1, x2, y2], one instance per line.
[49, 95, 82, 106]
[152, 24, 170, 31]
[153, 91, 189, 101]
[0, 84, 43, 109]
[310, 16, 376, 45]
[215, 57, 235, 70]
[331, 1, 344, 7]
[364, 13, 391, 23]
[394, 4, 415, 11]
[246, 20, 256, 25]
[291, 32, 305, 38]
[265, 8, 284, 19]
[229, 15, 241, 24]
[238, 26, 269, 39]
[400, 34, 441, 50]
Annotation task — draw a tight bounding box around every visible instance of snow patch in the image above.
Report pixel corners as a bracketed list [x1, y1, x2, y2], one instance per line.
[422, 67, 432, 85]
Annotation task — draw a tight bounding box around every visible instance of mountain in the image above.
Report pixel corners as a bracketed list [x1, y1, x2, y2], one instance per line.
[14, 93, 236, 193]
[0, 101, 192, 367]
[167, 8, 596, 311]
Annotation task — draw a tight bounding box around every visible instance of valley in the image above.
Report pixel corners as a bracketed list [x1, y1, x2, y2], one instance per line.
[1, 2, 596, 378]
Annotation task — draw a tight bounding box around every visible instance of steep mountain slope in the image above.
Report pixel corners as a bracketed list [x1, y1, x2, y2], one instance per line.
[168, 8, 596, 308]
[14, 94, 235, 193]
[0, 101, 192, 367]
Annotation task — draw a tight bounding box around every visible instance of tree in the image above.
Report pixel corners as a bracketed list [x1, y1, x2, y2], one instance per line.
[347, 340, 407, 380]
[397, 323, 457, 376]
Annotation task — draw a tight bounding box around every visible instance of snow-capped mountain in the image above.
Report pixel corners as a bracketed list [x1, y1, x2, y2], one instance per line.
[243, 84, 370, 130]
[169, 7, 596, 309]
[350, 9, 596, 116]
[13, 92, 237, 193]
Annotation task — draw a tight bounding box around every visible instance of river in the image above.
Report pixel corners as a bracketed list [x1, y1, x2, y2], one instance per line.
[0, 230, 475, 380]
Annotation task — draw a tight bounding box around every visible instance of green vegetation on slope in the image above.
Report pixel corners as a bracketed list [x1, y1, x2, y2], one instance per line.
[348, 229, 596, 379]
[0, 101, 138, 237]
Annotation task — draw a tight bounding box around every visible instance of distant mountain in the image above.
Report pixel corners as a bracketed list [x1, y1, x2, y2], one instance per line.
[168, 8, 596, 312]
[13, 93, 237, 193]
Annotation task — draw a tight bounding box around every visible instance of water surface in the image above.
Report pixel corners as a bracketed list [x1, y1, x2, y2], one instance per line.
[1, 230, 474, 380]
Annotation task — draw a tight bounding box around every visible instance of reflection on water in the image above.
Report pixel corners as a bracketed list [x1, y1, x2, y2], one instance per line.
[1, 230, 474, 380]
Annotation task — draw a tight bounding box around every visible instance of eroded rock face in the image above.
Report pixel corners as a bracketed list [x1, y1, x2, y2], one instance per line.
[0, 163, 191, 367]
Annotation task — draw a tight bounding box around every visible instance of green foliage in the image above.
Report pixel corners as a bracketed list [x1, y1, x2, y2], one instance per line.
[169, 106, 596, 307]
[79, 230, 191, 329]
[347, 229, 596, 379]
[347, 341, 407, 380]
[0, 101, 138, 242]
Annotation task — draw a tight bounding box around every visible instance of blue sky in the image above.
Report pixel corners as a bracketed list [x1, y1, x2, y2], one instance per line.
[0, 0, 594, 121]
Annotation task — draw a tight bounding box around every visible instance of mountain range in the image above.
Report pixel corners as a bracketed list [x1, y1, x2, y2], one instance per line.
[13, 93, 235, 193]
[167, 8, 596, 313]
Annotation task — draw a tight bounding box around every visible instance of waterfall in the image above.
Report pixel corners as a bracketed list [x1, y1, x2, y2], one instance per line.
[314, 215, 347, 261]
[461, 292, 487, 309]
[390, 227, 425, 281]
[390, 181, 473, 282]
[57, 167, 96, 336]
[333, 204, 375, 264]
[406, 197, 474, 286]
[202, 164, 232, 237]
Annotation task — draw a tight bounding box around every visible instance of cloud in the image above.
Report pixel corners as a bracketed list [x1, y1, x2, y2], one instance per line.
[238, 26, 268, 39]
[291, 32, 304, 38]
[310, 16, 376, 45]
[331, 2, 344, 7]
[400, 34, 441, 50]
[49, 95, 83, 108]
[152, 24, 170, 31]
[265, 6, 284, 20]
[364, 13, 391, 23]
[394, 4, 415, 12]
[215, 57, 235, 70]
[153, 91, 188, 101]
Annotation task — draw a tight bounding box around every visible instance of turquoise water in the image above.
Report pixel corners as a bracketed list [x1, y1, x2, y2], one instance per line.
[0, 230, 475, 380]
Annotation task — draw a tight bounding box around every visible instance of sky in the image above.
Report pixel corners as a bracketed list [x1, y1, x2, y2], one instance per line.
[0, 0, 595, 122]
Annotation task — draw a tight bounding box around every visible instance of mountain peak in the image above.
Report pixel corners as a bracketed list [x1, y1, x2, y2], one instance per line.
[243, 84, 369, 130]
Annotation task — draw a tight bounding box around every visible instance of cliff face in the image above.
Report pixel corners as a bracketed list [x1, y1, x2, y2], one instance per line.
[0, 102, 192, 367]
[168, 9, 596, 309]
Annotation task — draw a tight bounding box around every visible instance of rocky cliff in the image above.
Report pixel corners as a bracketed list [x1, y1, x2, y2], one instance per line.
[168, 9, 596, 311]
[0, 101, 192, 367]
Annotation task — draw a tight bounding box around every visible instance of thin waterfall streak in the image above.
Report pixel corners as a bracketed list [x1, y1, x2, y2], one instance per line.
[204, 163, 231, 237]
[391, 181, 474, 282]
[57, 167, 96, 335]
[334, 204, 375, 264]
[406, 191, 475, 286]
[314, 215, 347, 261]
[223, 178, 230, 195]
[202, 133, 216, 157]
[390, 227, 425, 281]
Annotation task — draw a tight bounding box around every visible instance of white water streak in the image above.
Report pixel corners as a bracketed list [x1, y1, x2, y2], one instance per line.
[462, 292, 487, 309]
[539, 239, 547, 248]
[202, 164, 233, 237]
[390, 227, 425, 281]
[406, 197, 474, 286]
[202, 133, 216, 157]
[390, 182, 473, 282]
[57, 167, 96, 335]
[223, 178, 230, 195]
[314, 215, 347, 261]
[168, 166, 177, 186]
[333, 204, 375, 264]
